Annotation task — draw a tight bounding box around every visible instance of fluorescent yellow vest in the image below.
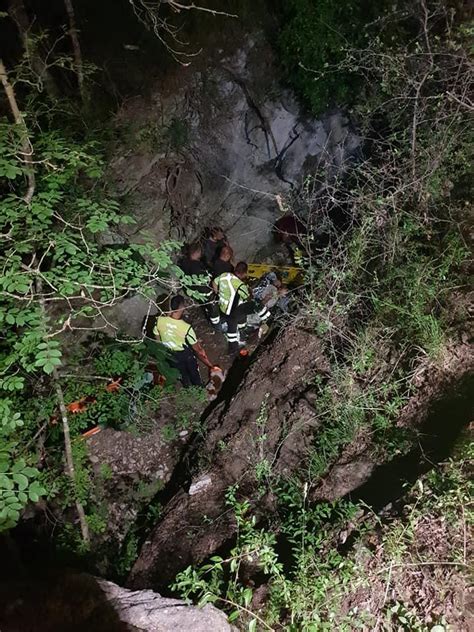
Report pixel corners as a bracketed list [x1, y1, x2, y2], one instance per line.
[215, 273, 250, 315]
[154, 316, 197, 351]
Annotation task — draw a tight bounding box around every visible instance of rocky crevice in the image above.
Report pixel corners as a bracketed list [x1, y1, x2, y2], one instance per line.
[127, 326, 328, 589]
[125, 328, 473, 590]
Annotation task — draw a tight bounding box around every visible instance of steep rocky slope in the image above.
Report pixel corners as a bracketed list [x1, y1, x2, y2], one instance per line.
[106, 35, 359, 264]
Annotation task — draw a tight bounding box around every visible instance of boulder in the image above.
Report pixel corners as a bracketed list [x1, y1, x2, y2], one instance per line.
[98, 579, 234, 632]
[0, 571, 233, 632]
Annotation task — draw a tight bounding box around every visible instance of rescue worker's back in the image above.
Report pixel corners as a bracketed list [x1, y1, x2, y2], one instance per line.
[154, 315, 197, 351]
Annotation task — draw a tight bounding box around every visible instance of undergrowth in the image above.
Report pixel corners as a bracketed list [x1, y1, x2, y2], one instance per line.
[174, 438, 473, 630]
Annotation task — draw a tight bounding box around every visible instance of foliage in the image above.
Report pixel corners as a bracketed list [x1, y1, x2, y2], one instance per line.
[174, 385, 208, 431]
[277, 0, 395, 112]
[115, 527, 140, 577]
[173, 482, 360, 629]
[175, 438, 472, 629]
[0, 70, 183, 534]
[279, 0, 472, 475]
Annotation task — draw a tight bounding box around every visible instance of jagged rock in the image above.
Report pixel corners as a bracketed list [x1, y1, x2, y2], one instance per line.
[0, 571, 233, 632]
[128, 326, 329, 588]
[98, 579, 234, 632]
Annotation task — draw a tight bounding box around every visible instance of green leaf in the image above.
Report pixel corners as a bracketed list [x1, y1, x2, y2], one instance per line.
[197, 592, 217, 608]
[248, 619, 257, 632]
[13, 473, 28, 491]
[228, 610, 240, 622]
[6, 508, 20, 521]
[12, 459, 26, 472]
[22, 467, 38, 477]
[243, 587, 253, 608]
[0, 475, 13, 490]
[29, 482, 46, 495]
[43, 360, 60, 374]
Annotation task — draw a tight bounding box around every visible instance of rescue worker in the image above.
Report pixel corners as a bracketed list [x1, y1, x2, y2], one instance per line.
[212, 245, 234, 277]
[154, 295, 213, 387]
[179, 242, 216, 321]
[203, 226, 227, 268]
[213, 262, 271, 353]
[179, 242, 209, 281]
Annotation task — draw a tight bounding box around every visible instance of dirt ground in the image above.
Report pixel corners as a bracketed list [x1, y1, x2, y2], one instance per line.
[186, 302, 262, 382]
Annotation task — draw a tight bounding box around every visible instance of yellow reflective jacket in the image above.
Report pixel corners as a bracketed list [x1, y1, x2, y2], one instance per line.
[154, 316, 197, 351]
[215, 273, 250, 315]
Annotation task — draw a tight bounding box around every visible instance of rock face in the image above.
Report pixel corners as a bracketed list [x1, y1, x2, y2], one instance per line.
[98, 579, 234, 632]
[109, 34, 360, 264]
[99, 29, 360, 339]
[87, 425, 179, 546]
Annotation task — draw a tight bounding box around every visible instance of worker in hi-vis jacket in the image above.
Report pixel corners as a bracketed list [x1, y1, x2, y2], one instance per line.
[154, 295, 213, 386]
[212, 262, 270, 353]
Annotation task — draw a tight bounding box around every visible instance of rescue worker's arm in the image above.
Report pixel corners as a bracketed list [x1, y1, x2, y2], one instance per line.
[185, 325, 213, 369]
[237, 283, 250, 302]
[192, 342, 213, 369]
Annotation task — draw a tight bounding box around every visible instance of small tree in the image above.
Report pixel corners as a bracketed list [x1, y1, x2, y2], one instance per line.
[63, 0, 85, 101]
[0, 59, 181, 539]
[6, 0, 59, 98]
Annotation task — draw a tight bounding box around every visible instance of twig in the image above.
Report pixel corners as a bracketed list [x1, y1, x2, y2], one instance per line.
[216, 596, 274, 630]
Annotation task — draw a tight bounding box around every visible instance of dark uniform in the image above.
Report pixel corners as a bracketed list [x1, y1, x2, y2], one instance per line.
[212, 258, 234, 278]
[179, 257, 216, 322]
[203, 237, 226, 268]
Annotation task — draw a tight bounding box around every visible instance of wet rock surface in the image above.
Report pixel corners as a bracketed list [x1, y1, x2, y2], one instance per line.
[108, 34, 360, 263]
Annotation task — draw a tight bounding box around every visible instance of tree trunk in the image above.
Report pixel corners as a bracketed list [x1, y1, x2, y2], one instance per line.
[35, 277, 90, 545]
[63, 0, 85, 101]
[53, 369, 91, 544]
[6, 0, 59, 99]
[0, 58, 35, 205]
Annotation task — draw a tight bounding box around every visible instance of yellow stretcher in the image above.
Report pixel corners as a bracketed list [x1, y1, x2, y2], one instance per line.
[247, 263, 303, 285]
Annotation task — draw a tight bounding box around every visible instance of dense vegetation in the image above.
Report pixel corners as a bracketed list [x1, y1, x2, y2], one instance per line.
[175, 437, 472, 630]
[278, 0, 395, 111]
[0, 0, 472, 630]
[0, 106, 182, 536]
